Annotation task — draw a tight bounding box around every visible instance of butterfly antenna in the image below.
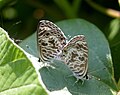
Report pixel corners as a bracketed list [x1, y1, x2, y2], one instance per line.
[88, 67, 106, 74]
[8, 21, 22, 31]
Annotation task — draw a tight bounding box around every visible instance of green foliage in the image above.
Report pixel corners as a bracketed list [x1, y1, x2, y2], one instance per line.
[0, 0, 120, 94]
[19, 19, 118, 94]
[108, 18, 120, 41]
[0, 0, 13, 8]
[53, 0, 82, 18]
[0, 28, 47, 95]
[108, 18, 120, 82]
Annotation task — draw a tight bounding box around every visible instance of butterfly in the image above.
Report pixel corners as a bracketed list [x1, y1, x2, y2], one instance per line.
[60, 35, 89, 80]
[37, 20, 89, 81]
[37, 20, 67, 63]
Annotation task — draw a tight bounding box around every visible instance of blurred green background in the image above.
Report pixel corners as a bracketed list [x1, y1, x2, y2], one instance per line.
[0, 0, 120, 82]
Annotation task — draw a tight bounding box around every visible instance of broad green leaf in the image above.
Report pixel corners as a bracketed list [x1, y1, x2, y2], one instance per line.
[0, 27, 47, 95]
[19, 19, 118, 95]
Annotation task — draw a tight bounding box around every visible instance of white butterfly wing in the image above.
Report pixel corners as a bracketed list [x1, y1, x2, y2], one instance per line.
[37, 20, 67, 63]
[61, 35, 89, 79]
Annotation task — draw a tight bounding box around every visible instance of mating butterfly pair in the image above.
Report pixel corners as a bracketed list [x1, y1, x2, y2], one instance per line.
[37, 20, 89, 80]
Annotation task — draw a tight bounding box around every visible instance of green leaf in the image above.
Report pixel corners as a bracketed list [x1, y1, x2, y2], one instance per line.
[0, 27, 47, 95]
[108, 18, 120, 41]
[19, 19, 118, 95]
[111, 43, 120, 83]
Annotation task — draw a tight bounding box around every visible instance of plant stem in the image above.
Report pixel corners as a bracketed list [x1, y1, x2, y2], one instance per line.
[86, 0, 120, 18]
[53, 0, 78, 18]
[73, 0, 82, 14]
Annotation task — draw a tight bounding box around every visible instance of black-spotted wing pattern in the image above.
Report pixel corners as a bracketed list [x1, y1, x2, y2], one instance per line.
[60, 35, 89, 80]
[37, 20, 67, 63]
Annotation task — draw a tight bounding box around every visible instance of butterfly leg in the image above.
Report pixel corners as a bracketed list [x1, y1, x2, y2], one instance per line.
[38, 58, 41, 62]
[63, 74, 74, 82]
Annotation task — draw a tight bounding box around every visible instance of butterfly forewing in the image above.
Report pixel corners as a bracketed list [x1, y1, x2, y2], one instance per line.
[37, 20, 67, 63]
[60, 35, 89, 80]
